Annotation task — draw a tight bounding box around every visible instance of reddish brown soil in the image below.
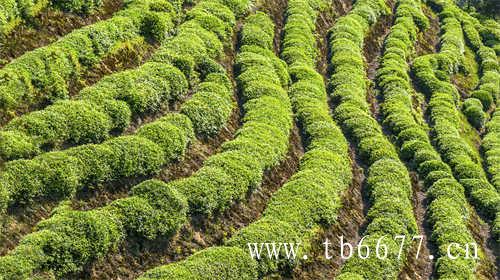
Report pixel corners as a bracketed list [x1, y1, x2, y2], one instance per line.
[364, 1, 394, 120]
[0, 200, 56, 255]
[72, 41, 159, 96]
[316, 0, 352, 78]
[468, 209, 498, 279]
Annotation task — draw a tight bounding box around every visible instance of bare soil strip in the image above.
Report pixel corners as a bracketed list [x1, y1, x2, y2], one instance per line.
[259, 0, 288, 54]
[0, 200, 55, 256]
[399, 172, 435, 280]
[315, 0, 352, 77]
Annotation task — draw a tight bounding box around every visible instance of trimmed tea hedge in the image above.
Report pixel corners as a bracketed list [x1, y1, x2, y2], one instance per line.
[412, 0, 500, 247]
[52, 0, 105, 14]
[0, 113, 193, 210]
[459, 9, 500, 129]
[324, 0, 422, 278]
[0, 0, 182, 116]
[0, 1, 250, 277]
[379, 0, 481, 277]
[0, 0, 245, 214]
[484, 106, 500, 192]
[484, 104, 500, 239]
[140, 247, 258, 279]
[138, 2, 351, 278]
[479, 19, 500, 55]
[0, 62, 188, 161]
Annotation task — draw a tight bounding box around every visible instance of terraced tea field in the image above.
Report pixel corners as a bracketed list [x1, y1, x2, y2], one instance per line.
[0, 0, 498, 279]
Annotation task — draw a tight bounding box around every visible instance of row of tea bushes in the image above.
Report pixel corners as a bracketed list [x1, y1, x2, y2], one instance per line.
[0, 0, 183, 116]
[413, 0, 500, 245]
[459, 9, 499, 129]
[378, 0, 482, 277]
[484, 104, 500, 238]
[0, 0, 250, 278]
[327, 0, 420, 278]
[0, 0, 245, 213]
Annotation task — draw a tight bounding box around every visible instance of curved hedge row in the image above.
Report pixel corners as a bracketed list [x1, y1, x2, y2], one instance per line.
[0, 176, 187, 278]
[0, 111, 193, 210]
[0, 0, 182, 117]
[226, 0, 352, 275]
[0, 0, 249, 162]
[377, 0, 482, 277]
[484, 106, 500, 192]
[0, 0, 105, 36]
[0, 62, 188, 161]
[459, 10, 500, 129]
[138, 0, 351, 277]
[168, 10, 291, 217]
[140, 246, 258, 279]
[479, 19, 500, 55]
[412, 0, 500, 244]
[0, 0, 249, 279]
[0, 0, 244, 214]
[484, 104, 500, 238]
[325, 0, 421, 279]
